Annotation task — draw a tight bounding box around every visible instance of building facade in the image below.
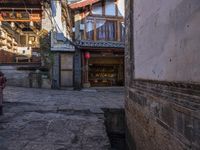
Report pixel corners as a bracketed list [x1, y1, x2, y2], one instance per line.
[125, 0, 200, 150]
[70, 0, 125, 88]
[0, 0, 48, 87]
[50, 0, 75, 89]
[0, 0, 74, 88]
[0, 0, 43, 64]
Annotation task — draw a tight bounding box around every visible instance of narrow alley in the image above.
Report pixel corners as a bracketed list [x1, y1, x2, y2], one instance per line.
[0, 86, 124, 150]
[0, 0, 200, 150]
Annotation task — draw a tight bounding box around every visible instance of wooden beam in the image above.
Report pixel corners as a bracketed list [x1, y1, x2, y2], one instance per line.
[94, 18, 96, 41]
[0, 14, 41, 22]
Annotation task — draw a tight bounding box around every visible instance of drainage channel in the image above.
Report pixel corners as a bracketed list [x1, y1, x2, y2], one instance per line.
[102, 108, 127, 150]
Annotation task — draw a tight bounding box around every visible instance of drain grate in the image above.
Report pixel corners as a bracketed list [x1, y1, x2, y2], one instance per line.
[102, 108, 127, 150]
[108, 132, 126, 150]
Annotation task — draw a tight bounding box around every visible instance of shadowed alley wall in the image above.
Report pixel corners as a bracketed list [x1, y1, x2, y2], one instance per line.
[125, 0, 200, 150]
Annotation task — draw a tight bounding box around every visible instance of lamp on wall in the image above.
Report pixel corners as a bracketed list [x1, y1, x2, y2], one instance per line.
[11, 22, 15, 29]
[28, 40, 32, 45]
[30, 21, 34, 27]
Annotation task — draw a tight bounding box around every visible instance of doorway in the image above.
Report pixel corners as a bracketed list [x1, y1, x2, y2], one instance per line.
[60, 53, 73, 87]
[88, 57, 124, 86]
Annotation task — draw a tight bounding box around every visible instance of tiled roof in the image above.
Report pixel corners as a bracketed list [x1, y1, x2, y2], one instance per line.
[75, 40, 125, 49]
[69, 0, 100, 9]
[51, 32, 75, 52]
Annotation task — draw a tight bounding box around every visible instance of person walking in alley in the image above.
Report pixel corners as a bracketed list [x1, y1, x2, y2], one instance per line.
[0, 71, 6, 115]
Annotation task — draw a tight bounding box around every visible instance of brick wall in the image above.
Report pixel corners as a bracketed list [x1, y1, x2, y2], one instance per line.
[125, 80, 200, 150]
[125, 0, 200, 149]
[0, 50, 15, 63]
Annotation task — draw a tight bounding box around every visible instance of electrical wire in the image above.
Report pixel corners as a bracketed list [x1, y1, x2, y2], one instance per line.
[43, 1, 63, 33]
[22, 0, 30, 15]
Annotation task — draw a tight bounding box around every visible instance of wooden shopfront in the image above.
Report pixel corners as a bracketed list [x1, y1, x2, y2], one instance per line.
[82, 49, 124, 87]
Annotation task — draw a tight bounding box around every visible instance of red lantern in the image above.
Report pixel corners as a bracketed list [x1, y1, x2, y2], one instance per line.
[84, 52, 91, 59]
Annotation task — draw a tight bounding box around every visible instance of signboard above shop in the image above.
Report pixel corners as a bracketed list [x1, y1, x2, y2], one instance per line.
[0, 11, 41, 22]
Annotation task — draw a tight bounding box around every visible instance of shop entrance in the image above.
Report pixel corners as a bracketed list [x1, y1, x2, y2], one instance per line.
[88, 57, 124, 87]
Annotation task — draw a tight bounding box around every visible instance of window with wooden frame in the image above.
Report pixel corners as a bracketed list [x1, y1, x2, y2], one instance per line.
[106, 20, 117, 41]
[105, 0, 116, 16]
[20, 35, 26, 46]
[96, 19, 117, 41]
[85, 17, 120, 41]
[92, 2, 103, 15]
[96, 19, 106, 40]
[85, 19, 94, 40]
[117, 0, 124, 17]
[91, 0, 123, 17]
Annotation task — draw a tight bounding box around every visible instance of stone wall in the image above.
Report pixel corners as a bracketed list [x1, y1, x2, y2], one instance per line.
[52, 53, 60, 89]
[0, 64, 51, 88]
[74, 48, 82, 90]
[125, 0, 200, 150]
[0, 65, 32, 87]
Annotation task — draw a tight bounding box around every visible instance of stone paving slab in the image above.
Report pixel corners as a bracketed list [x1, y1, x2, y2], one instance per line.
[3, 86, 124, 110]
[0, 112, 110, 150]
[0, 86, 124, 150]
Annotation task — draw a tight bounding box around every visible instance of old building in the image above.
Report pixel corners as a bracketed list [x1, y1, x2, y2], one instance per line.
[0, 0, 74, 88]
[125, 0, 200, 150]
[69, 0, 125, 88]
[0, 0, 48, 87]
[0, 0, 43, 64]
[50, 0, 75, 89]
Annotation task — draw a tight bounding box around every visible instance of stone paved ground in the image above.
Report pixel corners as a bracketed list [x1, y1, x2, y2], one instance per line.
[0, 86, 124, 150]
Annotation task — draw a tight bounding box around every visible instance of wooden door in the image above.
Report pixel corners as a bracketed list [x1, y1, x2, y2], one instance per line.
[60, 54, 73, 87]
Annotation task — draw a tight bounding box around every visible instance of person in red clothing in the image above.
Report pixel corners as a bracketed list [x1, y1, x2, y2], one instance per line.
[0, 71, 6, 115]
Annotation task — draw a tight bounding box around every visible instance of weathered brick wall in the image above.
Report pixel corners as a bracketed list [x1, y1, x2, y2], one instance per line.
[125, 0, 200, 150]
[0, 50, 15, 63]
[126, 80, 200, 150]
